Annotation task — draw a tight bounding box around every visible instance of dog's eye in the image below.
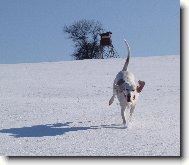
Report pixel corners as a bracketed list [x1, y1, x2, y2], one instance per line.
[132, 89, 135, 91]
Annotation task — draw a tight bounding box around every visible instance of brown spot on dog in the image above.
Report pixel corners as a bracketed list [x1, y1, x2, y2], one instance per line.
[117, 79, 125, 86]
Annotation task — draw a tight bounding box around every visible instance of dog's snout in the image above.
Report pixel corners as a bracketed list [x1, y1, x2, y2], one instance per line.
[127, 94, 131, 102]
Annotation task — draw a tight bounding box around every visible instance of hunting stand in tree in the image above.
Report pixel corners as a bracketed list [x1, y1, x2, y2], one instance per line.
[100, 31, 119, 59]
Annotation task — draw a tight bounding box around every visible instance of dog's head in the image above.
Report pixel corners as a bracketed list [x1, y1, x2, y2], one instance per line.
[122, 83, 136, 102]
[116, 79, 145, 103]
[116, 79, 136, 102]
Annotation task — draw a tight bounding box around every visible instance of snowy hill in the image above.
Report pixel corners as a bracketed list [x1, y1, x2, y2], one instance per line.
[0, 55, 180, 156]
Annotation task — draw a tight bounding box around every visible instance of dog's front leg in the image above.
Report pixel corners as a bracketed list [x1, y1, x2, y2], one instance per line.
[121, 105, 126, 125]
[129, 105, 135, 122]
[109, 84, 117, 106]
[109, 94, 115, 105]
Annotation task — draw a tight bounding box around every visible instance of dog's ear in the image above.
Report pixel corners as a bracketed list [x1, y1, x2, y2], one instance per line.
[136, 80, 145, 93]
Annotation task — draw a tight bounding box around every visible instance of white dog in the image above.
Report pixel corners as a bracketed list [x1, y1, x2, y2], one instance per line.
[109, 39, 145, 126]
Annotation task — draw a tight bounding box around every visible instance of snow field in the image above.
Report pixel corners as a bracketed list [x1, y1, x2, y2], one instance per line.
[0, 55, 180, 156]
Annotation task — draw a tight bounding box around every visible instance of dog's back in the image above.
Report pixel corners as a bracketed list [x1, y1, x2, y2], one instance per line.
[115, 71, 136, 87]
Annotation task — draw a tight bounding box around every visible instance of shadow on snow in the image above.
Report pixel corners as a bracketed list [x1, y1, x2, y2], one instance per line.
[0, 122, 125, 138]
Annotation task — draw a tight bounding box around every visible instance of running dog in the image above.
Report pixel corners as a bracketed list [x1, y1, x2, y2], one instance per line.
[109, 39, 145, 126]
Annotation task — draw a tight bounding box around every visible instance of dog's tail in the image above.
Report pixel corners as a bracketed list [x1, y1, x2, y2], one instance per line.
[122, 39, 131, 71]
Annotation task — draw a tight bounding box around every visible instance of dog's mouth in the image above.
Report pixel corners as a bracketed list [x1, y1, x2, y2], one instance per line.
[127, 97, 131, 102]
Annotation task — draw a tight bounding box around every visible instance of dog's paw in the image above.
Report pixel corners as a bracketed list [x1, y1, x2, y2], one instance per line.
[122, 121, 127, 129]
[109, 101, 112, 106]
[122, 124, 127, 129]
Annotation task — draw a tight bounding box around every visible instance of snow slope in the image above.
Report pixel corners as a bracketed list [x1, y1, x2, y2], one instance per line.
[0, 55, 180, 156]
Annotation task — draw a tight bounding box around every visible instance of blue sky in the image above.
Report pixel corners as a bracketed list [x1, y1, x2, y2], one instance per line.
[0, 0, 180, 64]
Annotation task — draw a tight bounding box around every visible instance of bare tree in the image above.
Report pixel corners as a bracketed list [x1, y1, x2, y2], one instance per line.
[64, 19, 104, 60]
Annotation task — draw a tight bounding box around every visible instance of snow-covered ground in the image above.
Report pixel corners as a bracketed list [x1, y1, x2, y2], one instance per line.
[0, 55, 180, 156]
